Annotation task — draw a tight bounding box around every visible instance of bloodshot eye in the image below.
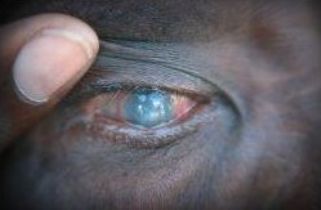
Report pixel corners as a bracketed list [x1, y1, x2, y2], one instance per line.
[83, 86, 199, 129]
[71, 84, 209, 148]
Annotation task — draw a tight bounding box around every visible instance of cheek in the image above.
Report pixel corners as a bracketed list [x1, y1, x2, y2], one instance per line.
[0, 113, 207, 209]
[0, 100, 239, 210]
[0, 105, 317, 210]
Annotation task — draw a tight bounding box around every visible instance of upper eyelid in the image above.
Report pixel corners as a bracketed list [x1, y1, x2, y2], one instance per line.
[94, 40, 217, 86]
[90, 40, 220, 95]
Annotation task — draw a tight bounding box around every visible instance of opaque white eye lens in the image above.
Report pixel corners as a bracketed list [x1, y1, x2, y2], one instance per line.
[124, 88, 173, 128]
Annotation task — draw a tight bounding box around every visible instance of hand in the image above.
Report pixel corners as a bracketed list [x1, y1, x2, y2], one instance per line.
[0, 13, 99, 152]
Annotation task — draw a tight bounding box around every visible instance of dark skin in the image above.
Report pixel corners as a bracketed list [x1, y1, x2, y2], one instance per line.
[1, 0, 321, 209]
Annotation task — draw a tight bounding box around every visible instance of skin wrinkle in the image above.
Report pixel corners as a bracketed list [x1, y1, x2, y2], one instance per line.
[93, 40, 224, 95]
[0, 1, 321, 210]
[32, 125, 212, 209]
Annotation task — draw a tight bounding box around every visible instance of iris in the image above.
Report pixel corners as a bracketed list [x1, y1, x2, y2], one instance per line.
[125, 88, 173, 128]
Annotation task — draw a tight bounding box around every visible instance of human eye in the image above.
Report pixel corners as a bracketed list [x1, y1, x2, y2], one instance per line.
[92, 85, 198, 129]
[61, 40, 239, 149]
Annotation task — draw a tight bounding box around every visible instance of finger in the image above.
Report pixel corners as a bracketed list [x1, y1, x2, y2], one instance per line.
[0, 13, 99, 151]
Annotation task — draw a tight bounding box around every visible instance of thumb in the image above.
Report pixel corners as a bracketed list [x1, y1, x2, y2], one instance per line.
[0, 13, 99, 151]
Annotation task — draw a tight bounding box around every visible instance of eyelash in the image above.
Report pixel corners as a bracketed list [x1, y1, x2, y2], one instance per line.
[65, 83, 219, 149]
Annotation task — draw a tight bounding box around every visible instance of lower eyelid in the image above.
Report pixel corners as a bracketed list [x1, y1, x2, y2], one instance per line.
[86, 115, 199, 148]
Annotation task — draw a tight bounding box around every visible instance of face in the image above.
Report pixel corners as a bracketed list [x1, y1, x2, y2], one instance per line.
[1, 1, 321, 209]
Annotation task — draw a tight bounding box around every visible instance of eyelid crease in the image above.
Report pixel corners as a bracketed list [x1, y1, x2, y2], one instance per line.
[94, 40, 218, 89]
[91, 55, 217, 98]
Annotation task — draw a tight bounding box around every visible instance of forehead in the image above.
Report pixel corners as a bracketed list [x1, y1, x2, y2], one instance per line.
[2, 0, 319, 41]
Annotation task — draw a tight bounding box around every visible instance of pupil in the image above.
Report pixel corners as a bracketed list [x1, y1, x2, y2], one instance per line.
[125, 88, 173, 127]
